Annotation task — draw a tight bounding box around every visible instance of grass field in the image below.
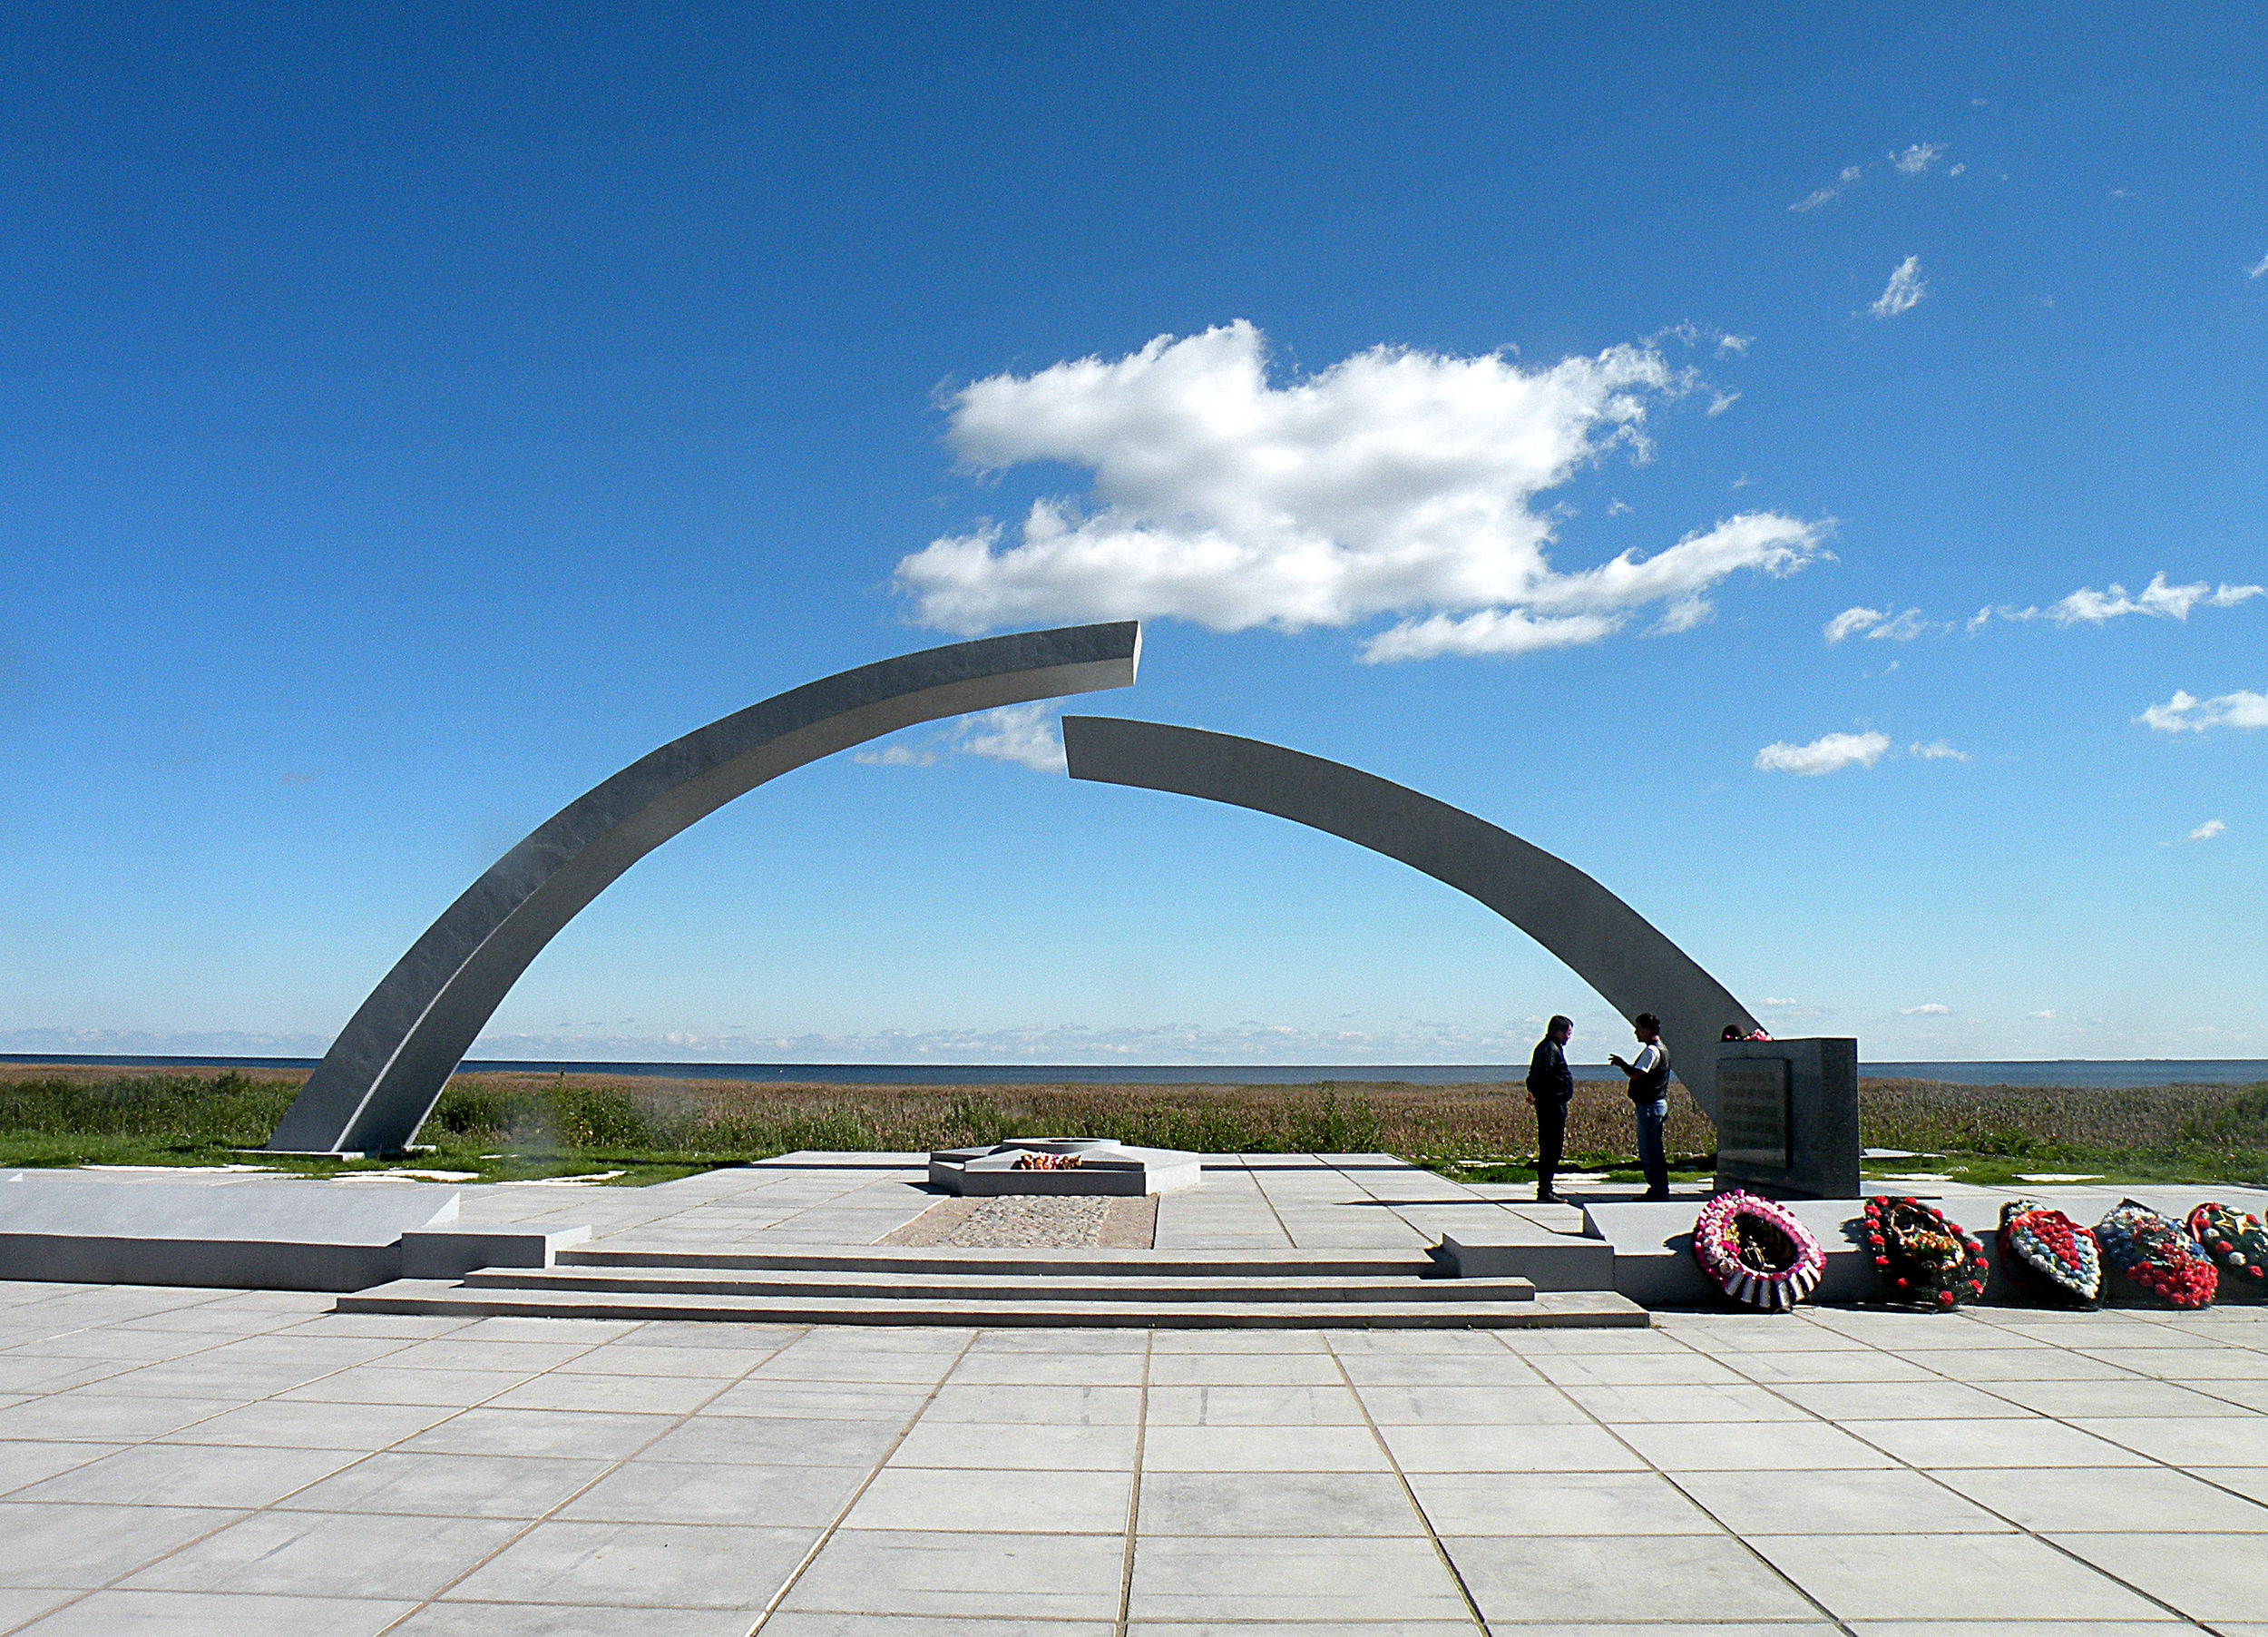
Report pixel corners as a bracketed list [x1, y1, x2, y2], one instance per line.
[2, 1064, 2264, 1190]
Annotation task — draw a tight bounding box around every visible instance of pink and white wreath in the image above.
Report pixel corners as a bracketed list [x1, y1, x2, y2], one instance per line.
[1692, 1190, 1825, 1311]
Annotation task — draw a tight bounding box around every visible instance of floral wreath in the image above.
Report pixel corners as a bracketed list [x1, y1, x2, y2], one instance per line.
[2096, 1199, 2217, 1309]
[1692, 1191, 1824, 1311]
[1998, 1198, 2101, 1308]
[1863, 1196, 1989, 1309]
[2185, 1203, 2267, 1295]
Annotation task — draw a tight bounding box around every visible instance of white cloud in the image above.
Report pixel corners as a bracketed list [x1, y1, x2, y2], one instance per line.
[1950, 162, 1967, 177]
[1824, 605, 1886, 642]
[852, 744, 938, 768]
[2185, 818, 2228, 842]
[2028, 1009, 2058, 1020]
[1706, 391, 1740, 417]
[1716, 334, 1753, 356]
[894, 323, 1824, 664]
[1755, 730, 1892, 776]
[1790, 165, 1862, 212]
[2138, 689, 2268, 733]
[1892, 142, 1946, 175]
[1909, 740, 1970, 761]
[2250, 252, 2268, 279]
[1900, 1003, 1951, 1015]
[2042, 573, 2263, 625]
[1869, 609, 1931, 642]
[1760, 997, 1801, 1008]
[1872, 256, 1928, 319]
[1607, 499, 1633, 516]
[953, 703, 1068, 773]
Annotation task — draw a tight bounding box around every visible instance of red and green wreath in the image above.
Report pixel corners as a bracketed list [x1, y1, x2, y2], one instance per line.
[1864, 1196, 1989, 1309]
[2186, 1202, 2267, 1295]
[1999, 1198, 2101, 1308]
[2096, 1199, 2216, 1309]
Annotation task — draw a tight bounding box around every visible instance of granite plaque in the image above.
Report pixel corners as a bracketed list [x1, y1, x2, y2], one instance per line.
[1716, 1060, 1792, 1170]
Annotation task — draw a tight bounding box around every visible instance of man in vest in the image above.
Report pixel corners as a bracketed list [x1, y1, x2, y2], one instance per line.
[1524, 1015, 1576, 1203]
[1607, 1012, 1672, 1201]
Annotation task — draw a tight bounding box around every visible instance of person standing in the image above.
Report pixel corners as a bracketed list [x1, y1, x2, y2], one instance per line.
[1607, 1012, 1672, 1201]
[1525, 1015, 1575, 1203]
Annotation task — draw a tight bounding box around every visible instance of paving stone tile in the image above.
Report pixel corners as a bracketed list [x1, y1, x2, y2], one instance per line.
[922, 1382, 1143, 1424]
[1447, 1534, 1823, 1623]
[1671, 1467, 2012, 1534]
[1330, 1350, 1545, 1387]
[444, 1519, 818, 1609]
[559, 1460, 866, 1526]
[1126, 1534, 1469, 1622]
[775, 1526, 1123, 1619]
[445, 1317, 644, 1345]
[0, 1500, 245, 1586]
[396, 1407, 676, 1459]
[964, 1328, 1147, 1355]
[0, 1394, 238, 1441]
[1380, 1423, 1645, 1473]
[943, 1348, 1149, 1386]
[1408, 1469, 1719, 1534]
[1932, 1463, 2268, 1530]
[484, 1371, 729, 1415]
[1842, 1624, 2183, 1636]
[1146, 1331, 1331, 1356]
[1902, 1348, 2139, 1380]
[752, 1350, 963, 1385]
[276, 1366, 539, 1406]
[1752, 1532, 2168, 1621]
[11, 1588, 419, 1635]
[1613, 1420, 1894, 1471]
[120, 1508, 526, 1599]
[701, 1380, 930, 1420]
[390, 1603, 759, 1635]
[366, 1339, 604, 1374]
[1353, 1384, 1589, 1424]
[552, 1344, 771, 1379]
[645, 1415, 904, 1467]
[276, 1449, 614, 1517]
[1137, 1470, 1422, 1537]
[845, 1464, 1130, 1533]
[1526, 1351, 1752, 1387]
[1145, 1351, 1346, 1386]
[2075, 1348, 2268, 1378]
[1715, 1349, 1943, 1384]
[1843, 1416, 2154, 1468]
[1141, 1423, 1389, 1472]
[1564, 1382, 1814, 1423]
[12, 1441, 358, 1506]
[888, 1418, 1138, 1469]
[767, 1619, 1111, 1637]
[0, 1439, 127, 1495]
[2195, 1465, 2268, 1505]
[1143, 1384, 1365, 1426]
[0, 1591, 78, 1628]
[1964, 1377, 2258, 1418]
[2068, 1414, 2268, 1465]
[152, 1397, 458, 1449]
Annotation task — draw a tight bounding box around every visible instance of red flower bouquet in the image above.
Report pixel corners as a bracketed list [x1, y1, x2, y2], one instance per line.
[1864, 1196, 1989, 1309]
[1999, 1198, 2101, 1308]
[2186, 1202, 2267, 1294]
[2096, 1199, 2216, 1309]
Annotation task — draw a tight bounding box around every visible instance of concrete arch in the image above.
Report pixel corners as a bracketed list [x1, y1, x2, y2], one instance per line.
[268, 622, 1142, 1155]
[1061, 716, 1755, 1121]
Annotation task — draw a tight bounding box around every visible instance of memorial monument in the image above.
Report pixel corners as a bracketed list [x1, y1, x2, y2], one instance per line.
[1711, 1036, 1862, 1200]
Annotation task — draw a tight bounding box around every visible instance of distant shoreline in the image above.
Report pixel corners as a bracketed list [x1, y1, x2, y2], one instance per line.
[5, 1053, 2265, 1091]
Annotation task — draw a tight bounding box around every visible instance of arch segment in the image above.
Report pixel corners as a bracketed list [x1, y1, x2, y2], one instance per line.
[269, 622, 1142, 1155]
[1061, 716, 1755, 1122]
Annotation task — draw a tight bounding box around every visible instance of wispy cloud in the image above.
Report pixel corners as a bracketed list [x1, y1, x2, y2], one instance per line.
[953, 702, 1069, 773]
[851, 744, 939, 768]
[2250, 252, 2268, 279]
[1900, 1003, 1950, 1015]
[1823, 605, 1931, 642]
[2137, 689, 2268, 733]
[1892, 142, 1946, 175]
[1755, 730, 1892, 776]
[1790, 164, 1863, 212]
[1706, 391, 1740, 417]
[1872, 256, 1928, 319]
[2185, 818, 2227, 842]
[894, 322, 1823, 665]
[1908, 740, 1970, 762]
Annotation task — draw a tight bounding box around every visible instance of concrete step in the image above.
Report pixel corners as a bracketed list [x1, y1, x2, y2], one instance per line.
[336, 1279, 1648, 1328]
[555, 1246, 1438, 1279]
[457, 1267, 1536, 1304]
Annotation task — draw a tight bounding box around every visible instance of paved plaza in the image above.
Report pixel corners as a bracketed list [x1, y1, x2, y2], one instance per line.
[1, 1157, 2265, 1631]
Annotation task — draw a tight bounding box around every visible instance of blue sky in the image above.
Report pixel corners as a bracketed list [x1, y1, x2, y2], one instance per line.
[4, 5, 2263, 1065]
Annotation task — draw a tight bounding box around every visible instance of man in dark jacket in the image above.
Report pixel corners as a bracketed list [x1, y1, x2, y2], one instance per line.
[1525, 1015, 1575, 1203]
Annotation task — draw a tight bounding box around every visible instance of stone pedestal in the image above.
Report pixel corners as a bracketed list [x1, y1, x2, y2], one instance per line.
[927, 1139, 1202, 1197]
[1712, 1037, 1860, 1201]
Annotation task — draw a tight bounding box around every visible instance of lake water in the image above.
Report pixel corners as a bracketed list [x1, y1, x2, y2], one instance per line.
[8, 1054, 2266, 1090]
